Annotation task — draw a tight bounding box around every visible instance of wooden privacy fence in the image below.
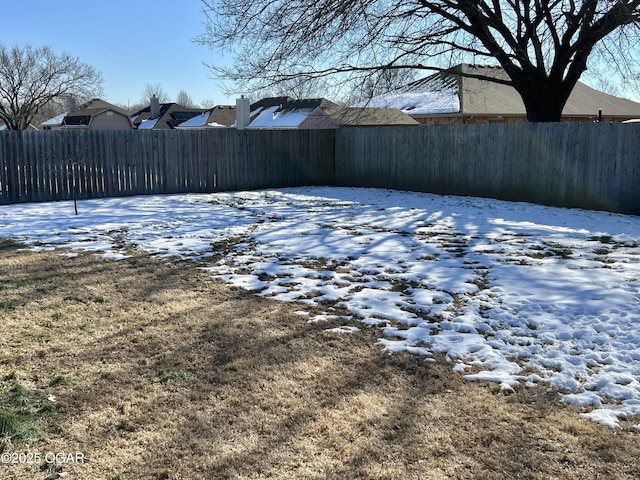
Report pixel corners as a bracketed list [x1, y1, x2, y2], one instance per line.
[1, 123, 639, 215]
[0, 129, 335, 204]
[336, 122, 640, 215]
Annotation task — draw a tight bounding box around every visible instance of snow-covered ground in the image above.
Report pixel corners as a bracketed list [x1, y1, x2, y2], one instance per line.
[1, 187, 639, 429]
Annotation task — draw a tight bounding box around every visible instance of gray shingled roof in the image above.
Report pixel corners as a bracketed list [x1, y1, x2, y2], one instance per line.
[176, 105, 236, 128]
[363, 64, 640, 118]
[456, 64, 640, 117]
[130, 103, 208, 129]
[306, 105, 419, 127]
[65, 99, 130, 119]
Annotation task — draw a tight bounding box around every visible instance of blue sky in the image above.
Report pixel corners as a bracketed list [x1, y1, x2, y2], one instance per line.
[4, 0, 231, 107]
[5, 1, 638, 109]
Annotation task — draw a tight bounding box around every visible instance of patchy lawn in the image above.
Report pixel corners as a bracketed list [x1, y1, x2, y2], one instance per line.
[0, 240, 638, 479]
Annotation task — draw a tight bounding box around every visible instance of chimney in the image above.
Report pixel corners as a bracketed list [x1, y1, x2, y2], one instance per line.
[235, 95, 250, 129]
[67, 95, 77, 113]
[150, 95, 160, 119]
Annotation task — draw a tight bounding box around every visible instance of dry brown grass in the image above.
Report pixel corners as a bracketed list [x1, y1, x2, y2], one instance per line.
[0, 239, 639, 480]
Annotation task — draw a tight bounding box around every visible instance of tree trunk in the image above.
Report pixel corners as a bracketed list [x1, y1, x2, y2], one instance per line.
[516, 80, 574, 123]
[523, 99, 565, 122]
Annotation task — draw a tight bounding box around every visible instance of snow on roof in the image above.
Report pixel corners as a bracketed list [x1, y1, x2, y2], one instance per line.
[177, 110, 211, 128]
[361, 90, 460, 115]
[355, 73, 460, 115]
[176, 107, 235, 129]
[138, 118, 160, 130]
[247, 106, 315, 129]
[41, 112, 68, 127]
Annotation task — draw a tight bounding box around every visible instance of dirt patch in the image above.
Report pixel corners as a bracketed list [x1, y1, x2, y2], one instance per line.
[0, 240, 638, 479]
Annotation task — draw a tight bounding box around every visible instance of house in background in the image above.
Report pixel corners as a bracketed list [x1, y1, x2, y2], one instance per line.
[131, 96, 207, 130]
[358, 63, 640, 124]
[41, 99, 133, 130]
[245, 97, 418, 129]
[176, 105, 236, 129]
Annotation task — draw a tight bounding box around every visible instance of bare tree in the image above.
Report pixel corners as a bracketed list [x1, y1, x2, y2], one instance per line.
[176, 90, 197, 107]
[44, 131, 93, 215]
[141, 83, 169, 104]
[198, 0, 640, 122]
[0, 44, 102, 130]
[200, 98, 219, 108]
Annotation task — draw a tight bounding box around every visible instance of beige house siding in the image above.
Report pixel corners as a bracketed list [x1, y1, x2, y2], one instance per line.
[89, 111, 132, 129]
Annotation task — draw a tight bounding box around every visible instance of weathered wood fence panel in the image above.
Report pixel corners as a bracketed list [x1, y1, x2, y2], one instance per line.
[0, 129, 336, 205]
[1, 124, 639, 215]
[335, 123, 640, 215]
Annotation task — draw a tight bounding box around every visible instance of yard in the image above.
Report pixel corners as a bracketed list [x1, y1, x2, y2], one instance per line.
[1, 187, 640, 479]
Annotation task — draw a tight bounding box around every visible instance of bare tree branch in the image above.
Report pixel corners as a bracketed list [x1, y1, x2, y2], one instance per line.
[0, 44, 102, 130]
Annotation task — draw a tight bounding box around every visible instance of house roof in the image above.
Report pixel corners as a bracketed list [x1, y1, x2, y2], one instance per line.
[66, 99, 129, 119]
[561, 82, 640, 117]
[245, 97, 419, 129]
[41, 99, 131, 127]
[176, 105, 236, 128]
[130, 103, 208, 129]
[247, 98, 338, 129]
[358, 64, 640, 118]
[250, 96, 294, 113]
[300, 105, 419, 128]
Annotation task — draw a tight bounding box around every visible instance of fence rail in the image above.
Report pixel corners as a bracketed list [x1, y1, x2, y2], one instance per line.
[1, 124, 639, 215]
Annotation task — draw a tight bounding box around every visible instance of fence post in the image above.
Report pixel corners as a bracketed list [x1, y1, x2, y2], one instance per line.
[6, 131, 22, 203]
